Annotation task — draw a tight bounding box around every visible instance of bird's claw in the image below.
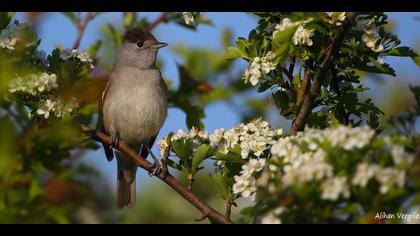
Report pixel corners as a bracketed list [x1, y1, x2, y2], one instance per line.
[110, 135, 119, 150]
[149, 160, 162, 177]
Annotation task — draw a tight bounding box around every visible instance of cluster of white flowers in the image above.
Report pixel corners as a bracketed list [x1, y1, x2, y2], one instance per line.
[0, 22, 26, 50]
[157, 127, 209, 157]
[266, 125, 413, 201]
[260, 207, 286, 224]
[181, 12, 199, 26]
[321, 176, 350, 200]
[242, 52, 277, 86]
[293, 25, 314, 46]
[362, 19, 384, 53]
[352, 162, 406, 194]
[36, 97, 79, 119]
[232, 159, 266, 197]
[209, 118, 283, 159]
[324, 12, 346, 26]
[60, 49, 94, 69]
[8, 73, 58, 96]
[272, 18, 314, 47]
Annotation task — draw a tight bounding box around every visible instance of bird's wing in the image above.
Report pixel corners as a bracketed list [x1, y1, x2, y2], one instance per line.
[99, 79, 114, 161]
[140, 135, 158, 159]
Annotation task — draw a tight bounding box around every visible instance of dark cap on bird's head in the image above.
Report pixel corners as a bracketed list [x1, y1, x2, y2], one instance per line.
[124, 28, 157, 44]
[123, 27, 167, 49]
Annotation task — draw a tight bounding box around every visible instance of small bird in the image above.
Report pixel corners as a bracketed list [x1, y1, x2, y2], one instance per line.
[99, 28, 168, 208]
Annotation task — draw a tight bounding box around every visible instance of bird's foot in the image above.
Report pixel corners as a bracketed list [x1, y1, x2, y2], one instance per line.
[110, 135, 119, 150]
[145, 145, 161, 176]
[149, 157, 162, 177]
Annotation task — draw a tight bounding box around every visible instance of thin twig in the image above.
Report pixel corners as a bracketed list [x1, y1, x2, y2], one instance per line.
[290, 12, 359, 135]
[296, 70, 312, 104]
[80, 124, 233, 224]
[225, 200, 233, 219]
[147, 12, 169, 31]
[72, 12, 95, 49]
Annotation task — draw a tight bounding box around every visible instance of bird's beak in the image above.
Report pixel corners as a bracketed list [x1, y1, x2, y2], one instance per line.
[152, 42, 168, 49]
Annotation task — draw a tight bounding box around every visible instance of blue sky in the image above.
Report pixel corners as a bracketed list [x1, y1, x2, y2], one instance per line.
[14, 12, 420, 189]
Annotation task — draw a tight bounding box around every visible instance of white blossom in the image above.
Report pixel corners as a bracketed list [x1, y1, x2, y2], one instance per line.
[292, 25, 314, 46]
[53, 97, 80, 118]
[325, 12, 346, 25]
[321, 176, 351, 201]
[209, 128, 224, 146]
[242, 52, 277, 86]
[60, 49, 95, 69]
[233, 158, 267, 198]
[157, 138, 169, 158]
[261, 207, 286, 224]
[362, 19, 384, 53]
[182, 12, 199, 26]
[375, 167, 405, 194]
[37, 99, 56, 119]
[0, 22, 28, 50]
[8, 72, 58, 96]
[352, 162, 378, 187]
[272, 17, 314, 47]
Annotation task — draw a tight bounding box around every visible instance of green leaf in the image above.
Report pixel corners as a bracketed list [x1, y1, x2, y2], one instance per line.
[386, 47, 417, 57]
[215, 151, 244, 164]
[192, 144, 211, 173]
[0, 12, 15, 30]
[272, 90, 289, 111]
[123, 12, 137, 29]
[88, 40, 102, 58]
[272, 25, 298, 64]
[209, 172, 231, 200]
[171, 139, 193, 165]
[166, 159, 183, 171]
[101, 23, 122, 46]
[226, 46, 249, 60]
[257, 80, 275, 92]
[29, 179, 43, 200]
[353, 58, 396, 76]
[62, 12, 78, 25]
[272, 25, 298, 43]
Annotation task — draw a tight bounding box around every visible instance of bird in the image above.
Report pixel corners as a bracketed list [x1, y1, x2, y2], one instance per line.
[99, 27, 168, 209]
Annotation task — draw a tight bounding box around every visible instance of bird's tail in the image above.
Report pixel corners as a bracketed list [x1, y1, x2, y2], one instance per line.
[116, 151, 137, 209]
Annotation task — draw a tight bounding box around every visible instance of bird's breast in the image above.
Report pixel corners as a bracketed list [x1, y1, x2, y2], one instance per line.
[103, 69, 168, 146]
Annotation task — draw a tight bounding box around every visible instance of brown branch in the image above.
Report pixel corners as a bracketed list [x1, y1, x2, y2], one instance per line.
[72, 12, 95, 49]
[147, 12, 169, 31]
[80, 124, 233, 224]
[290, 12, 359, 135]
[296, 70, 312, 104]
[225, 199, 233, 219]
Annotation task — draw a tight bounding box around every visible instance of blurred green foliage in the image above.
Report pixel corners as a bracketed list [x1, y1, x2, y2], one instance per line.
[0, 12, 419, 224]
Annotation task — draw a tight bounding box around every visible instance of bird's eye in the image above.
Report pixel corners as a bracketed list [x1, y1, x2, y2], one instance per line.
[136, 41, 144, 48]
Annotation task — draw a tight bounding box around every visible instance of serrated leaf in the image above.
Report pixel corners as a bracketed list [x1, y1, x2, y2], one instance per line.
[171, 139, 193, 168]
[215, 151, 244, 163]
[210, 172, 231, 200]
[272, 90, 289, 111]
[257, 80, 274, 92]
[192, 144, 211, 173]
[166, 159, 183, 171]
[226, 46, 249, 60]
[386, 46, 417, 57]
